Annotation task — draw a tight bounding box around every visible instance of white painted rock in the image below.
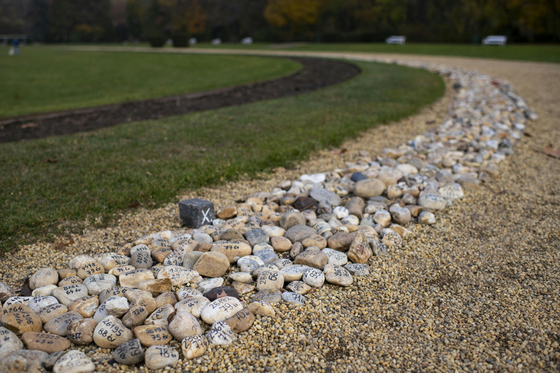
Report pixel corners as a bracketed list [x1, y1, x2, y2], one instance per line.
[302, 268, 325, 288]
[54, 350, 95, 373]
[206, 321, 236, 345]
[181, 335, 207, 359]
[200, 297, 243, 325]
[144, 345, 179, 370]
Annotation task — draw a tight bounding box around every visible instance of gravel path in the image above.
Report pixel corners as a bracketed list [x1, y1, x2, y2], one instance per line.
[2, 50, 559, 372]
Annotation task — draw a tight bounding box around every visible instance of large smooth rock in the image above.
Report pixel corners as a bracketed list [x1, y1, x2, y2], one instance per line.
[193, 252, 230, 278]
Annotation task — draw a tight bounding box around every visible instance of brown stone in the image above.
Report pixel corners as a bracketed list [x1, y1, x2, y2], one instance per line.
[152, 247, 173, 263]
[58, 276, 83, 287]
[217, 205, 237, 219]
[22, 332, 70, 353]
[134, 325, 173, 347]
[68, 318, 97, 345]
[211, 241, 252, 263]
[37, 303, 68, 324]
[193, 252, 230, 278]
[68, 296, 99, 318]
[302, 235, 327, 249]
[77, 262, 105, 279]
[347, 231, 373, 264]
[2, 310, 42, 335]
[57, 269, 77, 280]
[345, 197, 365, 219]
[271, 236, 292, 252]
[294, 248, 328, 270]
[224, 308, 255, 333]
[138, 278, 172, 296]
[122, 306, 149, 329]
[155, 292, 177, 308]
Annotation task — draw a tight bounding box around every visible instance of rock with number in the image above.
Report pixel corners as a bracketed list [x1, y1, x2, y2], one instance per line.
[44, 311, 82, 337]
[93, 316, 133, 348]
[21, 332, 70, 353]
[0, 326, 23, 359]
[181, 334, 207, 359]
[144, 345, 179, 370]
[179, 199, 215, 228]
[68, 318, 97, 345]
[206, 320, 236, 345]
[168, 311, 202, 341]
[133, 324, 173, 347]
[53, 350, 95, 373]
[113, 338, 145, 365]
[323, 264, 353, 286]
[200, 296, 243, 325]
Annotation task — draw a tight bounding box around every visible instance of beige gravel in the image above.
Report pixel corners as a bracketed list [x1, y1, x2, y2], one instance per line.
[2, 50, 559, 372]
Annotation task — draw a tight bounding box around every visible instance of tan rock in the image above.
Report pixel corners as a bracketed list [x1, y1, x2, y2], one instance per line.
[68, 318, 97, 345]
[224, 308, 255, 333]
[211, 241, 252, 263]
[122, 306, 149, 329]
[68, 296, 99, 318]
[347, 231, 373, 264]
[138, 278, 172, 296]
[22, 332, 70, 353]
[133, 325, 173, 347]
[193, 252, 230, 278]
[77, 262, 105, 279]
[2, 310, 42, 335]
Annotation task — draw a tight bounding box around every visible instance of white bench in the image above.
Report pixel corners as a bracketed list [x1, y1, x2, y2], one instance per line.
[385, 36, 406, 45]
[482, 36, 507, 46]
[241, 37, 253, 45]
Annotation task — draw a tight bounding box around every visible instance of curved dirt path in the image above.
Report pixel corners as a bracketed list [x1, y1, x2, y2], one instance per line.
[3, 48, 559, 372]
[0, 56, 360, 143]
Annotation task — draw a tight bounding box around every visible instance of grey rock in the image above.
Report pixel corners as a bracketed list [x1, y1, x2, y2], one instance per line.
[179, 198, 215, 229]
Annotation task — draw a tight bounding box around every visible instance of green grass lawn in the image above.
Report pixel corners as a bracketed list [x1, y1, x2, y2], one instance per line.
[196, 42, 560, 64]
[0, 47, 301, 118]
[0, 58, 444, 251]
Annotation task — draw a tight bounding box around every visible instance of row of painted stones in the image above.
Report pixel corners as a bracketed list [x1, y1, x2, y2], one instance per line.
[0, 61, 534, 372]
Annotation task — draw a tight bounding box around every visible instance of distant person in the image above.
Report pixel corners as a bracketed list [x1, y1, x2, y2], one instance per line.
[10, 38, 20, 56]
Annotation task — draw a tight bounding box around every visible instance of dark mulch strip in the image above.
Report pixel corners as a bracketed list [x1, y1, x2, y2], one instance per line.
[0, 57, 361, 144]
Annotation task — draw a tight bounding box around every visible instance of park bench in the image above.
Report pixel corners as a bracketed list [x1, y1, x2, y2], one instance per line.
[482, 35, 507, 45]
[385, 36, 406, 45]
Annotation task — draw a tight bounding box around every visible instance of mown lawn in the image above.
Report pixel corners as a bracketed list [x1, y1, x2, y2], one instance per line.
[0, 48, 301, 118]
[197, 42, 560, 64]
[0, 58, 444, 251]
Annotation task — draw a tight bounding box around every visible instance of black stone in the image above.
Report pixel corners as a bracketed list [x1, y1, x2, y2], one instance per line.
[453, 82, 462, 90]
[350, 172, 367, 182]
[179, 198, 215, 228]
[293, 197, 318, 212]
[203, 286, 240, 301]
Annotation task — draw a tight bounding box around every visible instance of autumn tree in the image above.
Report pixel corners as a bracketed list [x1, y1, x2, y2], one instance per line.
[264, 0, 320, 38]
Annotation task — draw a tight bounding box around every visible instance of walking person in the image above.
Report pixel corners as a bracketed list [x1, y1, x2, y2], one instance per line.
[11, 38, 20, 56]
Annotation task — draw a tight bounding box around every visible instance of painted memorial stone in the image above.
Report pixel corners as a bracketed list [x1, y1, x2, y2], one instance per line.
[133, 324, 173, 347]
[179, 199, 215, 228]
[93, 315, 133, 348]
[181, 335, 208, 359]
[21, 332, 70, 353]
[200, 296, 243, 325]
[144, 345, 179, 370]
[206, 321, 236, 346]
[68, 318, 97, 345]
[113, 338, 145, 365]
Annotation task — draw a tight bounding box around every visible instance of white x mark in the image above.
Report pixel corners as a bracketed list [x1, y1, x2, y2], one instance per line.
[202, 208, 211, 224]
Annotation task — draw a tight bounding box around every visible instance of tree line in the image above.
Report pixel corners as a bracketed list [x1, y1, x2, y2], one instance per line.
[2, 0, 559, 43]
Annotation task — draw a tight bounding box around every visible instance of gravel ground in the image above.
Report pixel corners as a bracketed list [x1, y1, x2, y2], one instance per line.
[2, 52, 559, 372]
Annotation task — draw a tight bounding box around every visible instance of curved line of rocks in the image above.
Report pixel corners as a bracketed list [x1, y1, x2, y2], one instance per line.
[0, 57, 536, 372]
